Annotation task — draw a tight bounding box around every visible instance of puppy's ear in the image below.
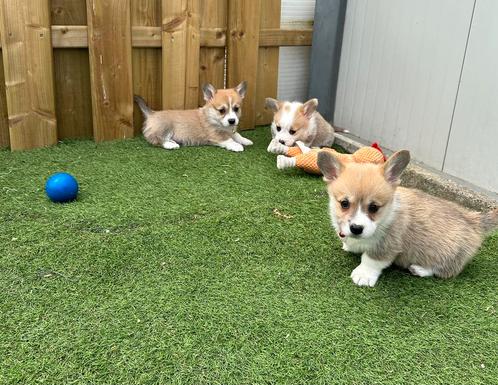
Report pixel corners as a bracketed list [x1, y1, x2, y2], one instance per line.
[302, 98, 318, 118]
[202, 83, 217, 101]
[235, 81, 247, 98]
[265, 97, 280, 112]
[317, 151, 343, 182]
[383, 150, 410, 184]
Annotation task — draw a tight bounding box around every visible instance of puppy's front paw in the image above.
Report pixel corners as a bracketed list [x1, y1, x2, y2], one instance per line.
[351, 264, 380, 287]
[162, 141, 180, 150]
[267, 139, 287, 154]
[240, 138, 253, 146]
[409, 264, 434, 277]
[342, 242, 351, 252]
[227, 143, 244, 152]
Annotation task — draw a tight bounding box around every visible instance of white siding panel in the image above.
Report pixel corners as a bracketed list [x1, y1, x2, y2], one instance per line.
[443, 0, 498, 193]
[277, 0, 315, 102]
[281, 0, 316, 25]
[334, 0, 475, 169]
[277, 47, 311, 102]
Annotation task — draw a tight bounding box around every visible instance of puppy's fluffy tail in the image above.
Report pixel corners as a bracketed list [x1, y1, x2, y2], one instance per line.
[479, 208, 498, 233]
[134, 95, 153, 117]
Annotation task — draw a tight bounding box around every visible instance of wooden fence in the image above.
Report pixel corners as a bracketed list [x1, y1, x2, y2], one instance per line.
[0, 0, 312, 151]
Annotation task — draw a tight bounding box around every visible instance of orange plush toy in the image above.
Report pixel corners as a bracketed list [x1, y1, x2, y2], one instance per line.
[268, 141, 385, 175]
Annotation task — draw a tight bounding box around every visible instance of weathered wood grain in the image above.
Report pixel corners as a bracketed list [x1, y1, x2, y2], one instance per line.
[51, 0, 92, 139]
[227, 0, 262, 129]
[162, 0, 188, 109]
[198, 0, 227, 106]
[0, 0, 57, 150]
[255, 0, 280, 126]
[184, 0, 201, 108]
[0, 56, 9, 148]
[132, 0, 161, 135]
[87, 0, 134, 142]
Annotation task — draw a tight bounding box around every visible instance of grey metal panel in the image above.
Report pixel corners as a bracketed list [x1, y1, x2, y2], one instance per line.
[308, 0, 347, 121]
[443, 0, 498, 193]
[334, 0, 474, 170]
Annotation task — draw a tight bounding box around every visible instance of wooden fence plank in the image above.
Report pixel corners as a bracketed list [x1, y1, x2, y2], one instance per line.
[132, 0, 161, 135]
[200, 27, 226, 48]
[199, 0, 227, 106]
[184, 0, 201, 108]
[0, 0, 57, 150]
[162, 0, 188, 109]
[87, 0, 134, 142]
[53, 50, 93, 139]
[227, 0, 261, 129]
[0, 25, 311, 49]
[259, 28, 312, 47]
[52, 0, 86, 24]
[0, 56, 9, 148]
[51, 0, 92, 139]
[255, 0, 280, 126]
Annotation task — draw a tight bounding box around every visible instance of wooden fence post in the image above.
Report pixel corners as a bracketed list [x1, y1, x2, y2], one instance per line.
[255, 0, 280, 126]
[87, 0, 134, 142]
[0, 0, 57, 150]
[227, 0, 261, 129]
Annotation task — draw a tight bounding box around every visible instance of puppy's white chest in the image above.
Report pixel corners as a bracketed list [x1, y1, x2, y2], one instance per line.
[343, 236, 380, 253]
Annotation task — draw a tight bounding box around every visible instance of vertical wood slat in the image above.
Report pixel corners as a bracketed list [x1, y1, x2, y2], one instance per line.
[87, 0, 134, 142]
[227, 0, 261, 129]
[162, 0, 187, 109]
[162, 0, 200, 109]
[0, 0, 57, 150]
[132, 0, 161, 135]
[255, 0, 280, 125]
[198, 0, 227, 107]
[184, 0, 200, 108]
[51, 0, 93, 139]
[0, 55, 9, 148]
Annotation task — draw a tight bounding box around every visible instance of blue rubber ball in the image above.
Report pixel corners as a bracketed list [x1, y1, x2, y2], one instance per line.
[45, 173, 79, 203]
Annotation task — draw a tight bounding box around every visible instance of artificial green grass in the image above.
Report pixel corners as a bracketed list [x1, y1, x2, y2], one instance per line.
[0, 128, 497, 385]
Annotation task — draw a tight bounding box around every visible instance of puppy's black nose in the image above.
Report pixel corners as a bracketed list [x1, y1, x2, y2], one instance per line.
[228, 118, 236, 125]
[279, 139, 285, 145]
[350, 224, 364, 235]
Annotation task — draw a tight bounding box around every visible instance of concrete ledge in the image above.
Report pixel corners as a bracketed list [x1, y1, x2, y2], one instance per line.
[334, 133, 498, 211]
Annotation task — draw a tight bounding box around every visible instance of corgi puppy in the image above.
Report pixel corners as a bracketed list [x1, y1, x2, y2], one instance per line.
[317, 150, 498, 287]
[265, 98, 347, 153]
[134, 82, 253, 152]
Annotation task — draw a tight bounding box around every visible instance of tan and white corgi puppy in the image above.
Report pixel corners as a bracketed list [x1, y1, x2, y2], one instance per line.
[317, 149, 498, 287]
[134, 81, 253, 152]
[265, 98, 347, 154]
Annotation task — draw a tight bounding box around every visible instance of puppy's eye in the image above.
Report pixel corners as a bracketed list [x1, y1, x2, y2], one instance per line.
[218, 107, 226, 114]
[289, 129, 296, 135]
[233, 106, 239, 112]
[276, 125, 281, 132]
[340, 199, 350, 209]
[368, 203, 379, 214]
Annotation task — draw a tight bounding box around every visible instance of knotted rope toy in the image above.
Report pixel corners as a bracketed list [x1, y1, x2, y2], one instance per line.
[267, 140, 386, 175]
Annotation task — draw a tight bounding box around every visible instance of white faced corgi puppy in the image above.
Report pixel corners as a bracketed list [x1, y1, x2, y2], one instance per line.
[134, 82, 253, 152]
[317, 149, 498, 287]
[265, 98, 347, 154]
